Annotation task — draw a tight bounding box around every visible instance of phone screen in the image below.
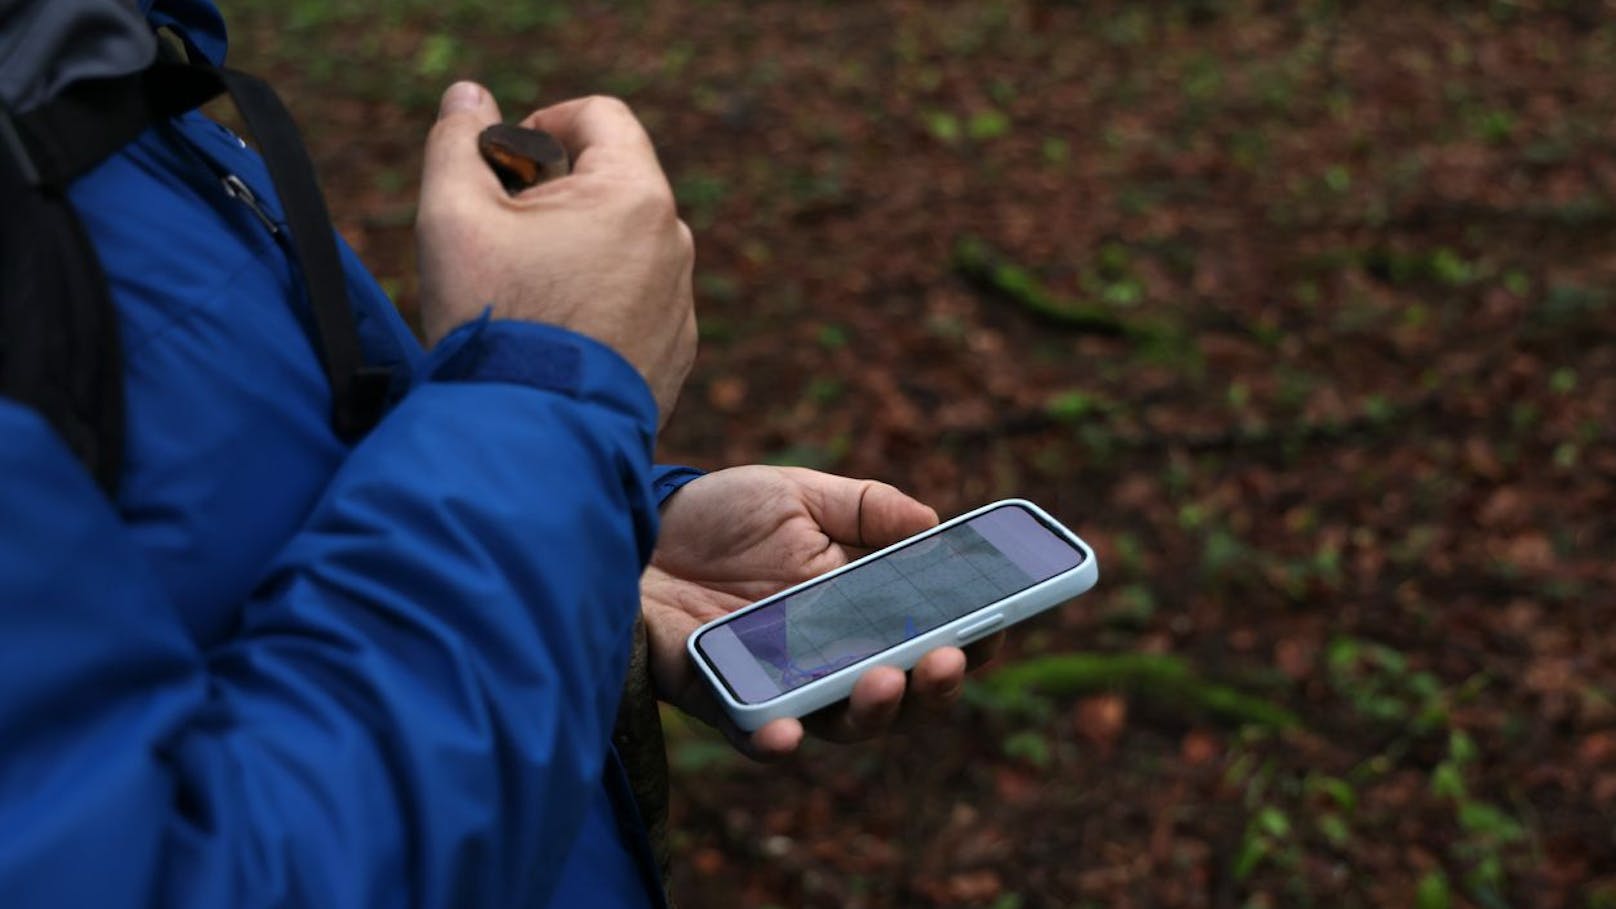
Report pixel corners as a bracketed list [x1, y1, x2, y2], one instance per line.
[696, 503, 1086, 704]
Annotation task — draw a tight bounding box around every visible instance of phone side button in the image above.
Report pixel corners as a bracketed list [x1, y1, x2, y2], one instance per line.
[954, 613, 1005, 645]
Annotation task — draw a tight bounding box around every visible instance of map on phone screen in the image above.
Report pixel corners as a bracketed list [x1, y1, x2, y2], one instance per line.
[725, 523, 1036, 691]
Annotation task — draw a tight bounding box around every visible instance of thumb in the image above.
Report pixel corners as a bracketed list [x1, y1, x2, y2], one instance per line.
[853, 480, 940, 547]
[421, 81, 504, 198]
[791, 468, 940, 550]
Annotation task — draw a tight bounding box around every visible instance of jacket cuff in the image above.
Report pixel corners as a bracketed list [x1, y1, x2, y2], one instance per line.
[649, 465, 704, 508]
[420, 315, 658, 431]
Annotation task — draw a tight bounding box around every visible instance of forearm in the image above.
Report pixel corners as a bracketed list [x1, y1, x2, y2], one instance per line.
[0, 321, 659, 907]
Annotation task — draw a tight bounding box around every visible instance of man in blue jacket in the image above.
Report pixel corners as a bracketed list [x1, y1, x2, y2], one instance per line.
[0, 1, 987, 906]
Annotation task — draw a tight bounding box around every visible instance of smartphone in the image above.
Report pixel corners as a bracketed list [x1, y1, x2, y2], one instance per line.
[687, 499, 1098, 731]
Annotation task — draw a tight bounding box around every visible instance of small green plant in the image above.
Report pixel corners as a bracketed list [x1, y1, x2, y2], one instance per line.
[1326, 637, 1450, 730]
[1200, 528, 1254, 579]
[968, 109, 1012, 141]
[414, 33, 459, 78]
[1457, 797, 1526, 907]
[1110, 532, 1146, 575]
[1102, 584, 1156, 629]
[1550, 367, 1577, 394]
[1306, 773, 1357, 848]
[805, 376, 845, 405]
[1415, 869, 1452, 909]
[1002, 730, 1053, 768]
[695, 272, 741, 304]
[1473, 108, 1516, 144]
[1428, 248, 1476, 286]
[816, 323, 850, 349]
[1430, 730, 1477, 799]
[1180, 53, 1224, 103]
[1234, 805, 1296, 881]
[925, 111, 962, 144]
[674, 173, 730, 228]
[1045, 389, 1111, 423]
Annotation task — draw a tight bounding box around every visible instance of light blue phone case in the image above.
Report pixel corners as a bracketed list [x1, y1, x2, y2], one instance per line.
[687, 498, 1100, 731]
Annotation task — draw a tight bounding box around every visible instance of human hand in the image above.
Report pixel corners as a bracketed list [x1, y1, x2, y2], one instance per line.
[641, 466, 1005, 760]
[415, 83, 696, 426]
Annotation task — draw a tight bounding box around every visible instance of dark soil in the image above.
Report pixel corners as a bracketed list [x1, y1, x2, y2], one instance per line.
[229, 1, 1616, 906]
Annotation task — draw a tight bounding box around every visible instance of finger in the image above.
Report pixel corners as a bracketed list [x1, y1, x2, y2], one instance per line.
[666, 661, 804, 763]
[421, 81, 506, 200]
[906, 647, 968, 711]
[518, 95, 662, 181]
[686, 690, 800, 763]
[747, 718, 805, 762]
[803, 665, 906, 742]
[963, 630, 1007, 670]
[790, 469, 939, 550]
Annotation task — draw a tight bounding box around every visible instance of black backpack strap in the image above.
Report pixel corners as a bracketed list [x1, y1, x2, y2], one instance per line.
[210, 67, 391, 440]
[0, 59, 390, 494]
[0, 68, 191, 491]
[1, 65, 220, 190]
[0, 158, 122, 489]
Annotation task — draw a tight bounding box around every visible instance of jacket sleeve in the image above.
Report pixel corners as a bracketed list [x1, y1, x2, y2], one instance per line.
[649, 464, 705, 507]
[0, 319, 658, 908]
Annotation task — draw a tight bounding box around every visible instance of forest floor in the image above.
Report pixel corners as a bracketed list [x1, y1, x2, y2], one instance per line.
[228, 1, 1616, 906]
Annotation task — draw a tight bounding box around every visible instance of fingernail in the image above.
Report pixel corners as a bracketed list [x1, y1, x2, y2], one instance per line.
[440, 81, 481, 116]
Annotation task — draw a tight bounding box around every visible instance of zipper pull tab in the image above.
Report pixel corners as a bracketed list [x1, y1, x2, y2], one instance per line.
[221, 173, 279, 234]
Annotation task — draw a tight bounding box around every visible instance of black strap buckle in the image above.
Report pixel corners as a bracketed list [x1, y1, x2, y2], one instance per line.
[336, 366, 395, 441]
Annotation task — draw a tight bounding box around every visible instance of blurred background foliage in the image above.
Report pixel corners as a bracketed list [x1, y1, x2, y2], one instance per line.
[226, 0, 1615, 906]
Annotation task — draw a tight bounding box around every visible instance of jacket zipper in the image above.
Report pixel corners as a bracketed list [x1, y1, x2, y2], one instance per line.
[158, 121, 284, 241]
[220, 173, 279, 234]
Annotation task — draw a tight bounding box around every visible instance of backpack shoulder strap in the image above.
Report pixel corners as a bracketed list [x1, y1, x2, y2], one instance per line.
[0, 60, 390, 493]
[210, 66, 392, 441]
[0, 69, 177, 491]
[0, 64, 219, 190]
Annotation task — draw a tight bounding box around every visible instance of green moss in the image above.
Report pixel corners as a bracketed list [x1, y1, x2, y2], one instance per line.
[983, 653, 1299, 730]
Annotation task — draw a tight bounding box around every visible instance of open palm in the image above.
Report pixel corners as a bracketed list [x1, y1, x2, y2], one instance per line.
[643, 465, 1000, 759]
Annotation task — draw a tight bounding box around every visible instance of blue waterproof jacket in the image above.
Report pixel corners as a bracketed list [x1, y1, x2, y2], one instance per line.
[0, 1, 698, 905]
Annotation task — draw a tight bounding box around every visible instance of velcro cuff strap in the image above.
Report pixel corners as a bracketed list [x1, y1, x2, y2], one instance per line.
[423, 316, 658, 430]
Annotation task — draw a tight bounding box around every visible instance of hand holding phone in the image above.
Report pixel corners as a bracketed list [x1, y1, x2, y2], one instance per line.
[688, 499, 1098, 731]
